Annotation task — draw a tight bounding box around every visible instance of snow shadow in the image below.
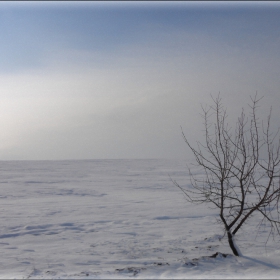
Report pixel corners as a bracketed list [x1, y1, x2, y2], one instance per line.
[242, 255, 280, 270]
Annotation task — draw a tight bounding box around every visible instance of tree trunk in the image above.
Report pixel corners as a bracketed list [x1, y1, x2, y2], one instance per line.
[227, 231, 240, 256]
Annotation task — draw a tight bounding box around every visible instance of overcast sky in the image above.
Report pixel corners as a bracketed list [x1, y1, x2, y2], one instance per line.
[0, 1, 280, 160]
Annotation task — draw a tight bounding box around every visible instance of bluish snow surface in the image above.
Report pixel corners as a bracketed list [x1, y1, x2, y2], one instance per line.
[0, 159, 279, 279]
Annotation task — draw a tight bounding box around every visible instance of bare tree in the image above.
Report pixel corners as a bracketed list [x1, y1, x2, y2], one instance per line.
[173, 94, 280, 256]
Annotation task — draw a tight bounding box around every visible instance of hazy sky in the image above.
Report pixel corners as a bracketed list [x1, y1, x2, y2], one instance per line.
[1, 1, 280, 160]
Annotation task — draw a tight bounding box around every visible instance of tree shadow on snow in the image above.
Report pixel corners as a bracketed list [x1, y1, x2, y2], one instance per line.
[242, 255, 280, 270]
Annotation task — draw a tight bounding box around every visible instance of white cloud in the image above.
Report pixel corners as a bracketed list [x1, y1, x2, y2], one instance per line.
[0, 28, 279, 159]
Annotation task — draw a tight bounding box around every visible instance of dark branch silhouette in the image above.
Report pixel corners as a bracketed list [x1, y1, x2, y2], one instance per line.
[173, 94, 280, 256]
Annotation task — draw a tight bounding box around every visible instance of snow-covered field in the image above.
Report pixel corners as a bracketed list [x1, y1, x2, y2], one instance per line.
[1, 159, 280, 279]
